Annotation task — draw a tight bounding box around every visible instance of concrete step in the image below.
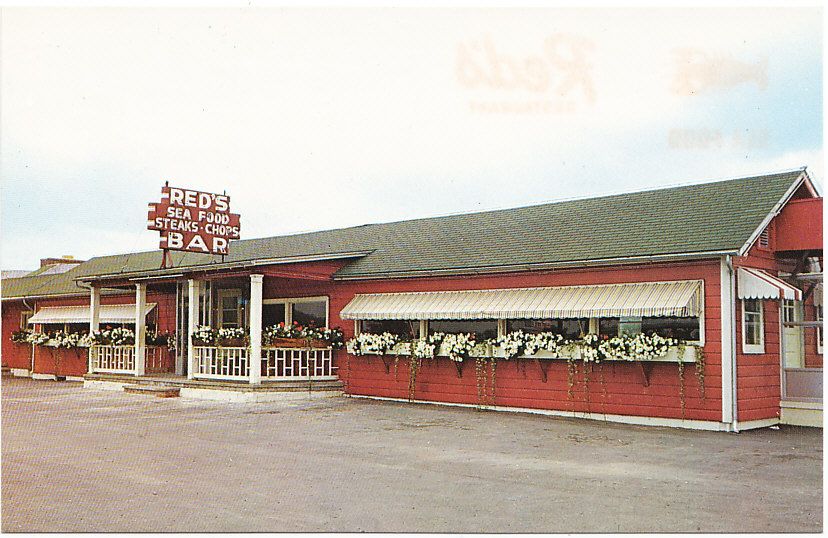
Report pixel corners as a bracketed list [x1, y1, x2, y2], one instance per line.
[123, 384, 181, 398]
[88, 373, 344, 393]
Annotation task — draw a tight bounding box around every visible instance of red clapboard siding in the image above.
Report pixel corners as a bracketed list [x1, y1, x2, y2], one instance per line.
[333, 259, 723, 422]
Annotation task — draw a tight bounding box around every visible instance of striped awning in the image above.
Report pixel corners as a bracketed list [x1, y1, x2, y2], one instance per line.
[28, 304, 157, 325]
[737, 267, 801, 301]
[340, 280, 703, 320]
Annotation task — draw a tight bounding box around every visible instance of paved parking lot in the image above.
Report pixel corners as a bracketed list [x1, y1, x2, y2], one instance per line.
[1, 377, 822, 532]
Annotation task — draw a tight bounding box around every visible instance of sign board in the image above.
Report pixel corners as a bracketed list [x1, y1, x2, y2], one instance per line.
[148, 185, 241, 256]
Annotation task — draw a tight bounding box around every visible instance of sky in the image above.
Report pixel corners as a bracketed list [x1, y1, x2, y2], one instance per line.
[0, 6, 823, 270]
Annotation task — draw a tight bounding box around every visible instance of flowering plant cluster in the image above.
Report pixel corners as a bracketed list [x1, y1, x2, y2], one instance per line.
[579, 332, 680, 363]
[26, 332, 50, 345]
[435, 332, 476, 363]
[22, 330, 93, 348]
[11, 329, 31, 343]
[216, 327, 248, 345]
[262, 322, 345, 348]
[495, 330, 570, 359]
[146, 331, 176, 350]
[347, 329, 687, 364]
[90, 327, 136, 346]
[346, 332, 399, 355]
[191, 325, 216, 345]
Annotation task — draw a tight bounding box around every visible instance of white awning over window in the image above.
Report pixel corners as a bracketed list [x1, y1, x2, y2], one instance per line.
[340, 280, 703, 321]
[737, 268, 801, 301]
[28, 304, 157, 325]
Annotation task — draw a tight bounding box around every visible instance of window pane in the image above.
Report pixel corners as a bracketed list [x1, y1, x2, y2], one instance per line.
[292, 300, 327, 328]
[745, 321, 761, 345]
[428, 320, 498, 340]
[507, 318, 588, 339]
[641, 317, 700, 340]
[598, 318, 618, 338]
[744, 299, 761, 314]
[263, 304, 286, 328]
[360, 320, 419, 340]
[619, 317, 643, 336]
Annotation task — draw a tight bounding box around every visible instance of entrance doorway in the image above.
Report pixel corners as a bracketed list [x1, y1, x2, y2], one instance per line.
[782, 300, 804, 368]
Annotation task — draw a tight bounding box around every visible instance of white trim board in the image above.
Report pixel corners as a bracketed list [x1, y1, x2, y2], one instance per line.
[350, 394, 733, 432]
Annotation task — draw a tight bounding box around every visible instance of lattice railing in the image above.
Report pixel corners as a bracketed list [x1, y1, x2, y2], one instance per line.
[262, 347, 335, 379]
[89, 345, 136, 374]
[193, 346, 250, 380]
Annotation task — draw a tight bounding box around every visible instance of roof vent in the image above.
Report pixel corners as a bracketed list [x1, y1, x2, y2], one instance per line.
[758, 228, 770, 248]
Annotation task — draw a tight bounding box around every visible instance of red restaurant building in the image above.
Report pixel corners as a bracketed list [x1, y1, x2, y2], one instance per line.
[2, 169, 823, 430]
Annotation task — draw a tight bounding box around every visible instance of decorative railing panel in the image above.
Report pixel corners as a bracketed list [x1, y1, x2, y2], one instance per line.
[193, 346, 249, 380]
[89, 345, 136, 374]
[263, 347, 335, 379]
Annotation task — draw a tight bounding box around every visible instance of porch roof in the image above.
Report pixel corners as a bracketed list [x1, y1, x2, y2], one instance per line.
[340, 280, 704, 320]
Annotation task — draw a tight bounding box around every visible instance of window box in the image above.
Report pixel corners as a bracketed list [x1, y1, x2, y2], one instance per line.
[265, 337, 331, 349]
[356, 341, 697, 363]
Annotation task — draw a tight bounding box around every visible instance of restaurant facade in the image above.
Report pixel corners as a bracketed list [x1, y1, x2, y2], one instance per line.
[2, 169, 823, 430]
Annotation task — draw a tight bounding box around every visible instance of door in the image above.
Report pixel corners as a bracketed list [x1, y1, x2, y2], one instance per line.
[783, 300, 804, 368]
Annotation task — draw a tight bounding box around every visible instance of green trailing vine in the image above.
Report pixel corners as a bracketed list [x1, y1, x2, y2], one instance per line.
[567, 357, 577, 401]
[474, 356, 487, 408]
[408, 356, 420, 402]
[677, 357, 686, 419]
[489, 357, 497, 406]
[694, 346, 706, 400]
[393, 355, 400, 381]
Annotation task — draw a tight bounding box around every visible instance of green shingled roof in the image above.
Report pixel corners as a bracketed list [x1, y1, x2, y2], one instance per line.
[2, 169, 811, 298]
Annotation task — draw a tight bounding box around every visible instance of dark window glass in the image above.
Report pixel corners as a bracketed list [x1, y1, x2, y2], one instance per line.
[601, 316, 700, 340]
[360, 320, 419, 340]
[263, 304, 286, 328]
[598, 318, 618, 338]
[292, 301, 327, 328]
[641, 317, 700, 341]
[428, 320, 498, 340]
[507, 318, 589, 340]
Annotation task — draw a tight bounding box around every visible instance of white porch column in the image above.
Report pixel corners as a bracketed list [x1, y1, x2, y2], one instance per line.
[134, 283, 147, 376]
[89, 285, 101, 374]
[89, 285, 101, 334]
[187, 279, 200, 380]
[249, 274, 264, 384]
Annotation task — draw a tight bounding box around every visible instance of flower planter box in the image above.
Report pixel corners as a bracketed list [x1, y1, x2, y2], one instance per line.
[354, 343, 697, 363]
[266, 337, 329, 349]
[216, 337, 247, 347]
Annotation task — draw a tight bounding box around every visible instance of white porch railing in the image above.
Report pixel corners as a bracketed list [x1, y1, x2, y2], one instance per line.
[89, 345, 136, 374]
[193, 346, 250, 380]
[89, 345, 172, 375]
[262, 347, 336, 380]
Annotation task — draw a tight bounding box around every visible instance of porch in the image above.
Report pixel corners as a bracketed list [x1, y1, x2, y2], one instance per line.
[83, 371, 344, 402]
[84, 263, 344, 385]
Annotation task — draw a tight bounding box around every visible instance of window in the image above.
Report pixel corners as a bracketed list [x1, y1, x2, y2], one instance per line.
[508, 318, 589, 339]
[262, 303, 286, 328]
[599, 316, 700, 341]
[782, 300, 798, 324]
[742, 299, 764, 353]
[817, 306, 823, 355]
[428, 320, 498, 340]
[217, 289, 243, 329]
[20, 311, 32, 330]
[360, 320, 420, 340]
[292, 300, 327, 328]
[263, 297, 329, 328]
